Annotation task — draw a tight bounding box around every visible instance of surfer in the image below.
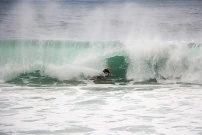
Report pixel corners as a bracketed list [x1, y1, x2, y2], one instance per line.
[103, 67, 111, 76]
[96, 67, 112, 79]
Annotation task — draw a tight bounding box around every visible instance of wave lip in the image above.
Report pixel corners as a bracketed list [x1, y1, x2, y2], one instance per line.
[0, 40, 202, 85]
[0, 40, 125, 85]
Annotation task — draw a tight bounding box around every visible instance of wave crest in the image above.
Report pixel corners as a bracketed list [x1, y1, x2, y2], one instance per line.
[0, 40, 202, 85]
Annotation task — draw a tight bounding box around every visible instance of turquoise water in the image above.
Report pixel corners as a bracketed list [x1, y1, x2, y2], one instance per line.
[0, 0, 202, 135]
[0, 40, 201, 85]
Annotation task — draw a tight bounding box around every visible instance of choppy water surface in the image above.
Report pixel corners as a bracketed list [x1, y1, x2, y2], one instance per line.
[0, 84, 202, 135]
[0, 0, 202, 134]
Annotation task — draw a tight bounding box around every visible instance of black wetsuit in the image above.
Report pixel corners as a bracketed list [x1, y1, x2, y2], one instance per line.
[96, 69, 111, 79]
[103, 69, 110, 75]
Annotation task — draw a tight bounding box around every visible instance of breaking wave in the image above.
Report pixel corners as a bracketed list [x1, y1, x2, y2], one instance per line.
[0, 40, 201, 85]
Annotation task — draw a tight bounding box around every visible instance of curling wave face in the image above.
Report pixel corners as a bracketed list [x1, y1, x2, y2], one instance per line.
[0, 40, 201, 85]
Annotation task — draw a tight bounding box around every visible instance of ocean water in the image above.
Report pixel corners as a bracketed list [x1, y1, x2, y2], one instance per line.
[0, 0, 202, 134]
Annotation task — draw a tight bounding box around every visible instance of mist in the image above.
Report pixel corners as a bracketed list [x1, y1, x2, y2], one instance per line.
[0, 0, 201, 41]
